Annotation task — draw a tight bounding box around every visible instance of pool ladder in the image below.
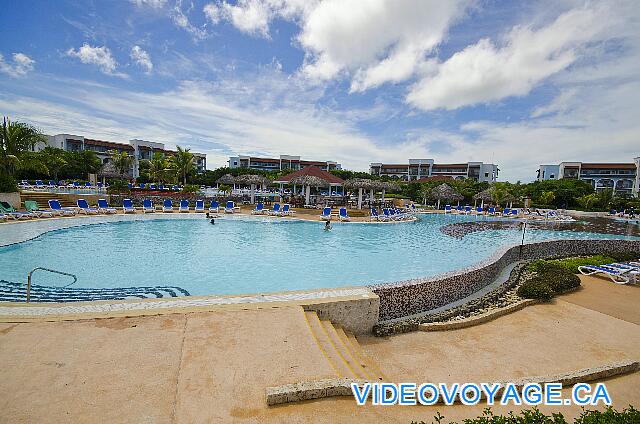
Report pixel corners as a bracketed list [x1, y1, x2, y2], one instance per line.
[26, 267, 78, 303]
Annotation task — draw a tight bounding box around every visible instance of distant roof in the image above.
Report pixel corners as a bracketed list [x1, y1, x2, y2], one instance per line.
[274, 166, 344, 185]
[580, 163, 636, 169]
[84, 138, 134, 151]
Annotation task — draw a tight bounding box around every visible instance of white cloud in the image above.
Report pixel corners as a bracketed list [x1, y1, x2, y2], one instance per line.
[0, 53, 35, 77]
[299, 0, 469, 91]
[171, 0, 208, 40]
[130, 46, 153, 73]
[221, 0, 272, 37]
[203, 2, 221, 24]
[130, 0, 166, 8]
[406, 4, 616, 111]
[66, 44, 121, 76]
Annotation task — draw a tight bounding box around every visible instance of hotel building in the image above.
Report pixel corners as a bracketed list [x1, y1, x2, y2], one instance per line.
[228, 155, 341, 172]
[41, 134, 207, 178]
[369, 159, 499, 182]
[537, 159, 640, 196]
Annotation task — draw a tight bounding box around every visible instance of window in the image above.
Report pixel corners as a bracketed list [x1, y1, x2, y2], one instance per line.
[550, 174, 555, 179]
[484, 172, 489, 178]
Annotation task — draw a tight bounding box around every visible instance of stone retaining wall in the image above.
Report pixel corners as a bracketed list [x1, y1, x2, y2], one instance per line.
[370, 239, 640, 322]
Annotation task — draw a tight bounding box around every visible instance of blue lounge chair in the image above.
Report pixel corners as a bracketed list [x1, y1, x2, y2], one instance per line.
[209, 200, 219, 213]
[139, 183, 146, 189]
[251, 203, 265, 215]
[444, 205, 452, 213]
[77, 199, 99, 214]
[48, 199, 77, 216]
[502, 208, 510, 216]
[84, 182, 92, 188]
[339, 207, 350, 221]
[476, 207, 483, 214]
[97, 199, 117, 214]
[281, 204, 294, 215]
[488, 207, 495, 215]
[48, 180, 56, 188]
[35, 180, 44, 189]
[142, 199, 154, 213]
[195, 200, 205, 212]
[179, 200, 189, 212]
[511, 209, 519, 216]
[163, 199, 174, 212]
[370, 207, 380, 221]
[455, 205, 463, 214]
[122, 198, 136, 214]
[224, 200, 235, 214]
[0, 213, 7, 222]
[464, 205, 471, 214]
[269, 203, 281, 216]
[97, 182, 103, 189]
[320, 207, 331, 220]
[128, 183, 134, 189]
[578, 263, 638, 284]
[149, 184, 157, 190]
[159, 185, 165, 191]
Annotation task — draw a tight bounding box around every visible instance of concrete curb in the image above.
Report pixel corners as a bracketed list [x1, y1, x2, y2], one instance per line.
[266, 360, 639, 406]
[418, 299, 537, 331]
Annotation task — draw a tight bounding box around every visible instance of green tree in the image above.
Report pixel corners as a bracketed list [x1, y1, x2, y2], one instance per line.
[147, 152, 173, 184]
[0, 116, 47, 177]
[39, 147, 68, 181]
[171, 146, 196, 185]
[108, 150, 134, 178]
[538, 190, 555, 206]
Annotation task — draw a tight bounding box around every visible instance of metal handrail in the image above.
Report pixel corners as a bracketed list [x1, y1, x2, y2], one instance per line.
[26, 267, 78, 303]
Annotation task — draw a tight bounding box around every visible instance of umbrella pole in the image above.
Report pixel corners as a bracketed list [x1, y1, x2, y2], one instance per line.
[250, 184, 255, 204]
[358, 188, 363, 210]
[370, 188, 374, 208]
[437, 199, 440, 210]
[305, 185, 310, 205]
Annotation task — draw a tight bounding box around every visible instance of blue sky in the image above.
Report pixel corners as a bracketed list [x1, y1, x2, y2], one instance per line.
[1, 0, 638, 181]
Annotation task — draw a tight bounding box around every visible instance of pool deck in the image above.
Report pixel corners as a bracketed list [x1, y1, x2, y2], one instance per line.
[1, 275, 638, 423]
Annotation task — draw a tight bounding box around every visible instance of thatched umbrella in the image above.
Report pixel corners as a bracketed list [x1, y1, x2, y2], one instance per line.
[98, 162, 124, 183]
[473, 189, 493, 208]
[430, 183, 462, 210]
[345, 178, 376, 209]
[291, 175, 328, 205]
[376, 181, 399, 203]
[235, 174, 269, 204]
[216, 173, 236, 191]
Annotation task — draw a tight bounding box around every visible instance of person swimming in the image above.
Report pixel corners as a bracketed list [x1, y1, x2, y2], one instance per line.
[210, 218, 215, 225]
[324, 220, 332, 231]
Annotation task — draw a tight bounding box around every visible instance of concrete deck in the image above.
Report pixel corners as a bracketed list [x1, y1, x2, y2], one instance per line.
[1, 275, 638, 423]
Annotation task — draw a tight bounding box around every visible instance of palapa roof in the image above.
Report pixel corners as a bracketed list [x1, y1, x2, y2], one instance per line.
[274, 166, 344, 185]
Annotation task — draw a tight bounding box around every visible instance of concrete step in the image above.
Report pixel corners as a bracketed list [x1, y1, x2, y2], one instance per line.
[304, 310, 385, 382]
[304, 311, 356, 378]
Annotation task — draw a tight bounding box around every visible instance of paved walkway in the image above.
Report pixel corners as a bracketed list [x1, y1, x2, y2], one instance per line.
[1, 275, 638, 423]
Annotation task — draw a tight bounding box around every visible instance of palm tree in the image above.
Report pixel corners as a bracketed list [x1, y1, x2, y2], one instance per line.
[148, 152, 173, 184]
[108, 150, 134, 178]
[172, 146, 196, 185]
[39, 147, 68, 182]
[0, 116, 48, 177]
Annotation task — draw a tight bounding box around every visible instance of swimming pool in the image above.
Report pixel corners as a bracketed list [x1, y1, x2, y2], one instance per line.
[1, 214, 638, 296]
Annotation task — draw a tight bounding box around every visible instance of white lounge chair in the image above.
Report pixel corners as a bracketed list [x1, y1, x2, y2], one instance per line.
[97, 199, 117, 214]
[142, 199, 154, 213]
[578, 263, 639, 284]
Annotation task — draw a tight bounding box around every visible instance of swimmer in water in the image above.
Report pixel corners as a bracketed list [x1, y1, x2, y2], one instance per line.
[324, 220, 332, 231]
[210, 218, 215, 225]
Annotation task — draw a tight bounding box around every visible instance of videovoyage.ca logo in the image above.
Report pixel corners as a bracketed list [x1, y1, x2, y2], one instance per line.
[351, 382, 612, 407]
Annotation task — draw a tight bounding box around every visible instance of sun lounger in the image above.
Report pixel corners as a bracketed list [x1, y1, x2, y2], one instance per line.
[339, 207, 350, 221]
[0, 213, 7, 222]
[578, 263, 638, 284]
[281, 204, 294, 215]
[269, 203, 281, 216]
[511, 209, 519, 216]
[195, 200, 205, 213]
[455, 205, 463, 214]
[24, 200, 54, 218]
[47, 200, 77, 216]
[502, 208, 510, 216]
[0, 201, 34, 219]
[209, 200, 219, 213]
[320, 207, 331, 220]
[179, 200, 190, 212]
[163, 199, 174, 212]
[97, 199, 117, 214]
[77, 199, 99, 214]
[464, 205, 471, 214]
[142, 199, 154, 213]
[224, 201, 235, 214]
[444, 205, 452, 213]
[122, 198, 136, 214]
[370, 207, 381, 221]
[252, 203, 265, 215]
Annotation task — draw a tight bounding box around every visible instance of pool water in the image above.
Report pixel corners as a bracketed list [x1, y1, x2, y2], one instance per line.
[0, 214, 637, 296]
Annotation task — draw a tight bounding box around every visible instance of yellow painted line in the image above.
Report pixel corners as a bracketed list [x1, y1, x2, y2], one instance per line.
[318, 318, 359, 379]
[302, 309, 342, 378]
[345, 333, 388, 381]
[334, 327, 376, 381]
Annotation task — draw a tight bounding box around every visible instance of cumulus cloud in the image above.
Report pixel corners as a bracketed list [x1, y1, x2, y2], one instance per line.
[66, 44, 120, 75]
[0, 53, 35, 77]
[130, 46, 153, 73]
[406, 4, 615, 111]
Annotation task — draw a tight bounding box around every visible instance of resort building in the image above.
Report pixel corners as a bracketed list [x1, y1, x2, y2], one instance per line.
[228, 154, 341, 172]
[369, 159, 499, 182]
[41, 134, 207, 178]
[537, 160, 640, 196]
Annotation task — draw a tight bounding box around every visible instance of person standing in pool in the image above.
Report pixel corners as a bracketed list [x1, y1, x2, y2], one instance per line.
[324, 220, 332, 231]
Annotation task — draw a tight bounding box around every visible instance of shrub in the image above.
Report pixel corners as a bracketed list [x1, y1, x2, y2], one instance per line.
[182, 184, 200, 194]
[0, 173, 18, 193]
[528, 256, 616, 274]
[106, 179, 131, 194]
[517, 277, 555, 301]
[545, 271, 581, 294]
